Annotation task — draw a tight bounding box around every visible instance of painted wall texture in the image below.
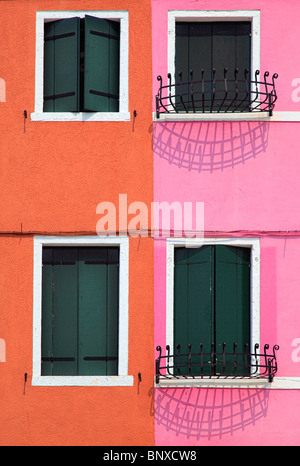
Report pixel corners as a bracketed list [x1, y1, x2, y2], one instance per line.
[152, 0, 300, 446]
[0, 0, 154, 446]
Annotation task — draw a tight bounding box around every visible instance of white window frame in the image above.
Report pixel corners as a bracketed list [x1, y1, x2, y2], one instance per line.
[32, 236, 132, 387]
[31, 11, 130, 122]
[163, 237, 261, 387]
[159, 10, 263, 122]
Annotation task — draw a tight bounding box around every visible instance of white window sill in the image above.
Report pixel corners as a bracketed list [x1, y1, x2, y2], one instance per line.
[153, 111, 300, 122]
[153, 111, 271, 122]
[32, 375, 134, 387]
[155, 377, 300, 390]
[31, 112, 131, 122]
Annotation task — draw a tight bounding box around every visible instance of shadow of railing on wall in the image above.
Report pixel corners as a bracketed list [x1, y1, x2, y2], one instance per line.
[154, 387, 269, 440]
[153, 121, 269, 173]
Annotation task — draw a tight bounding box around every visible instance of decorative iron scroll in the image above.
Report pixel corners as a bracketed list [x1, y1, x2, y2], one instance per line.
[156, 69, 278, 118]
[155, 343, 279, 384]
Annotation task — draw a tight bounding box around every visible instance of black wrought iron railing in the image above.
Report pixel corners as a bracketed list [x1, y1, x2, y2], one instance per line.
[156, 69, 278, 118]
[155, 343, 279, 384]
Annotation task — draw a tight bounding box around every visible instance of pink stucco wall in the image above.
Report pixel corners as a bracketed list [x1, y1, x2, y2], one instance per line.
[153, 0, 300, 446]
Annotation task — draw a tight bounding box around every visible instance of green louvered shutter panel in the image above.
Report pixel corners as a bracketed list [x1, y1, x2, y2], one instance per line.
[41, 248, 78, 376]
[174, 246, 250, 377]
[212, 22, 251, 110]
[78, 248, 119, 376]
[214, 246, 250, 375]
[175, 22, 251, 111]
[175, 22, 212, 110]
[84, 15, 120, 112]
[174, 246, 214, 375]
[41, 247, 119, 377]
[44, 18, 80, 112]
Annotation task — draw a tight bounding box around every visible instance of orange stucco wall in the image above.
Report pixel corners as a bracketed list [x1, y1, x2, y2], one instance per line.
[0, 0, 154, 446]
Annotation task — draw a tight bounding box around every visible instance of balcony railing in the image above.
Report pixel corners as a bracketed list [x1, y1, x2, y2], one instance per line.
[156, 69, 278, 118]
[155, 343, 279, 384]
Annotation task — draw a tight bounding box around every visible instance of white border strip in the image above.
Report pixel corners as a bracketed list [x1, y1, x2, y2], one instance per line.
[156, 377, 300, 389]
[153, 111, 300, 122]
[31, 112, 131, 122]
[32, 236, 133, 387]
[32, 11, 129, 122]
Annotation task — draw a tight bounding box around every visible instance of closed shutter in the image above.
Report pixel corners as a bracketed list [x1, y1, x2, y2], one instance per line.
[215, 246, 250, 374]
[44, 18, 80, 112]
[174, 246, 214, 374]
[84, 15, 120, 112]
[173, 245, 250, 376]
[41, 247, 119, 376]
[175, 22, 251, 111]
[78, 248, 119, 376]
[41, 248, 78, 375]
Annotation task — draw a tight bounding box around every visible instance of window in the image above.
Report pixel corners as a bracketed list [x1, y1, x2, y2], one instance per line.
[158, 10, 264, 120]
[44, 16, 120, 113]
[174, 245, 250, 375]
[41, 247, 119, 376]
[32, 11, 129, 121]
[32, 237, 132, 386]
[165, 238, 260, 381]
[175, 22, 251, 112]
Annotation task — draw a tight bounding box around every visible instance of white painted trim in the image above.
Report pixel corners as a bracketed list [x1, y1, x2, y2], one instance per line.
[153, 111, 300, 122]
[168, 10, 260, 85]
[166, 237, 260, 362]
[32, 11, 129, 122]
[155, 377, 300, 390]
[272, 111, 300, 122]
[153, 111, 271, 122]
[32, 375, 133, 387]
[31, 112, 131, 122]
[32, 236, 133, 387]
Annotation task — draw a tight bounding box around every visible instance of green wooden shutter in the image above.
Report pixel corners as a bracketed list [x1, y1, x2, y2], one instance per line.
[78, 248, 119, 376]
[212, 22, 251, 110]
[44, 18, 80, 112]
[214, 246, 250, 374]
[41, 247, 119, 377]
[41, 248, 78, 376]
[175, 22, 251, 111]
[84, 15, 120, 112]
[174, 247, 214, 374]
[173, 245, 250, 376]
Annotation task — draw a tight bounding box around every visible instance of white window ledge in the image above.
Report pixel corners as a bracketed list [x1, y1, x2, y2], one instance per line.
[153, 112, 271, 122]
[153, 111, 300, 122]
[31, 112, 131, 122]
[32, 375, 134, 387]
[155, 377, 300, 390]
